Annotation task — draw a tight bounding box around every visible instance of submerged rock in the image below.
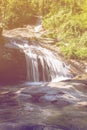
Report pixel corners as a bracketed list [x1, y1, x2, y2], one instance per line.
[0, 81, 87, 129]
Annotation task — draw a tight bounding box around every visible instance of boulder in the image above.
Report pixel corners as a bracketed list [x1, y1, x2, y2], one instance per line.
[0, 42, 27, 84]
[0, 27, 3, 36]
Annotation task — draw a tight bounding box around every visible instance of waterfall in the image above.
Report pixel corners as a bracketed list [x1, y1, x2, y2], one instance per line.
[6, 39, 73, 82]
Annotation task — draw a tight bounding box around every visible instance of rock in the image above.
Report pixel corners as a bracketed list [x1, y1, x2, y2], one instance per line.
[0, 43, 26, 84]
[0, 124, 65, 130]
[0, 81, 87, 129]
[0, 27, 3, 36]
[74, 73, 87, 80]
[0, 27, 6, 44]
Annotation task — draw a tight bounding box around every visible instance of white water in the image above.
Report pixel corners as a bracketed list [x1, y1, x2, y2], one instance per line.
[6, 39, 73, 82]
[5, 16, 73, 82]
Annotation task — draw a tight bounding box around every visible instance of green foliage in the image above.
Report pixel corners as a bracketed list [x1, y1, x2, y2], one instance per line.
[42, 0, 87, 59]
[0, 0, 39, 28]
[0, 0, 52, 28]
[0, 0, 87, 59]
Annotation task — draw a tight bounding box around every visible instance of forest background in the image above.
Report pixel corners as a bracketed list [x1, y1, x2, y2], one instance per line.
[0, 0, 87, 59]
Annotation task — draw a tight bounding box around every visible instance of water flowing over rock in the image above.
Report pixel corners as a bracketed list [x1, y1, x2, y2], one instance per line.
[0, 17, 87, 130]
[6, 38, 73, 82]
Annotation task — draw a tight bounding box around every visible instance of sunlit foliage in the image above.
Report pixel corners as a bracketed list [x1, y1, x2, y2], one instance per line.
[0, 0, 87, 59]
[0, 0, 39, 28]
[42, 0, 87, 59]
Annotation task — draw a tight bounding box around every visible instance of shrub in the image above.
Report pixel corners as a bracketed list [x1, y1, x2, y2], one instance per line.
[0, 0, 39, 29]
[42, 0, 87, 59]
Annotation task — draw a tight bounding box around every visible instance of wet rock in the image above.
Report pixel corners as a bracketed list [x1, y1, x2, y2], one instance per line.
[0, 81, 87, 129]
[0, 124, 67, 130]
[0, 91, 18, 107]
[0, 27, 3, 36]
[19, 81, 87, 107]
[39, 94, 72, 107]
[0, 43, 26, 84]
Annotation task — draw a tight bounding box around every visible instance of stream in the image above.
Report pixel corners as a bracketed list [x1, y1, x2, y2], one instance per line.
[0, 81, 87, 130]
[0, 20, 87, 130]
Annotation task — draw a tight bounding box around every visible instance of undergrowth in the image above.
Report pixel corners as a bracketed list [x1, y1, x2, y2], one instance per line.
[42, 0, 87, 59]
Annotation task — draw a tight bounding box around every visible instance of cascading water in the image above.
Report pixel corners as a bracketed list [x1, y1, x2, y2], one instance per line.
[6, 39, 73, 82]
[4, 16, 73, 82]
